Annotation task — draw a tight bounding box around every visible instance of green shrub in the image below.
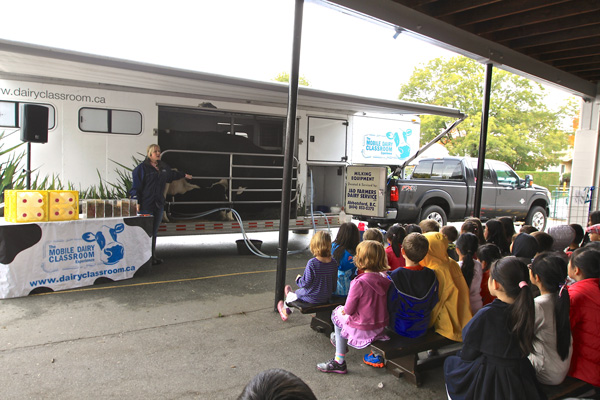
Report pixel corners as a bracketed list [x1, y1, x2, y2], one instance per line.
[515, 170, 560, 191]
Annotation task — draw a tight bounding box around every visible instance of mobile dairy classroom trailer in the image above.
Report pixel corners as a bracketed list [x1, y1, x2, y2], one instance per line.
[0, 39, 464, 236]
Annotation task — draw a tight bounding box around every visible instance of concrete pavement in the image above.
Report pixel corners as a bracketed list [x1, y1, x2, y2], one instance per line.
[0, 231, 448, 399]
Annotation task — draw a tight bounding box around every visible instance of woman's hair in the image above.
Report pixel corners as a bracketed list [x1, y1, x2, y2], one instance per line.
[237, 368, 317, 400]
[485, 219, 510, 255]
[570, 247, 600, 288]
[463, 218, 485, 245]
[530, 253, 571, 361]
[456, 233, 479, 287]
[146, 144, 160, 158]
[499, 216, 516, 244]
[531, 231, 554, 253]
[333, 223, 360, 262]
[477, 243, 502, 272]
[309, 230, 332, 258]
[354, 240, 389, 272]
[490, 256, 535, 355]
[386, 224, 407, 257]
[363, 228, 384, 244]
[404, 224, 422, 235]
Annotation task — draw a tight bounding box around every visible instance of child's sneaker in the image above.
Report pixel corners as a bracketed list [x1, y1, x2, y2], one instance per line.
[317, 358, 347, 374]
[363, 352, 384, 368]
[284, 285, 292, 297]
[277, 300, 289, 321]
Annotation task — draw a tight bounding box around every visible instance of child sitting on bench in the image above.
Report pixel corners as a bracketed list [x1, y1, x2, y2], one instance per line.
[364, 233, 439, 368]
[277, 230, 338, 321]
[316, 240, 391, 374]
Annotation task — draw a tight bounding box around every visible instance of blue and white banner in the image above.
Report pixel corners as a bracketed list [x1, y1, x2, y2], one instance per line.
[0, 217, 152, 299]
[351, 115, 420, 165]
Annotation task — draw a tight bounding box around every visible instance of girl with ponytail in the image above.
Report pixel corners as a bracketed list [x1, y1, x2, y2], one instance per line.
[444, 256, 546, 400]
[385, 224, 406, 271]
[456, 233, 483, 315]
[528, 253, 572, 385]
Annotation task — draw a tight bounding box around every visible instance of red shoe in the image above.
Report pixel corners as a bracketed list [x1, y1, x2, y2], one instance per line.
[277, 300, 289, 321]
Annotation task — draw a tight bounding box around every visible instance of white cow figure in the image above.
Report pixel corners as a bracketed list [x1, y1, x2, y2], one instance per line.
[161, 178, 238, 222]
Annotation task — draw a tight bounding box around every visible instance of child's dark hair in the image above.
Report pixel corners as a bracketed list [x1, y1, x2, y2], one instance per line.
[499, 216, 516, 244]
[531, 231, 554, 253]
[530, 253, 571, 361]
[520, 225, 538, 234]
[237, 368, 317, 400]
[463, 218, 485, 245]
[386, 224, 406, 257]
[404, 224, 422, 235]
[485, 219, 510, 255]
[456, 233, 479, 287]
[571, 247, 600, 289]
[570, 223, 585, 247]
[490, 256, 535, 355]
[333, 222, 360, 262]
[589, 210, 600, 226]
[441, 225, 458, 243]
[477, 243, 502, 271]
[402, 233, 429, 263]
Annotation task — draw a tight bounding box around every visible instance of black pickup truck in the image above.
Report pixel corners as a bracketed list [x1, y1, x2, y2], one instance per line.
[356, 157, 551, 230]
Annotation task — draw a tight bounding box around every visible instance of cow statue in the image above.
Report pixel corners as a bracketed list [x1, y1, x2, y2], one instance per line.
[82, 223, 125, 265]
[162, 178, 241, 222]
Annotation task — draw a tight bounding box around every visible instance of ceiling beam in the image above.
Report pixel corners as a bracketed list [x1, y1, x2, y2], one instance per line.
[320, 0, 597, 98]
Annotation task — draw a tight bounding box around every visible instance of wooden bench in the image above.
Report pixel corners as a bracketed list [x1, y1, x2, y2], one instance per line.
[370, 329, 460, 387]
[286, 296, 345, 337]
[541, 376, 597, 400]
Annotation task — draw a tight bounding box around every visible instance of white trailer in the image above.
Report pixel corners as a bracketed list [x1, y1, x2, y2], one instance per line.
[0, 39, 463, 236]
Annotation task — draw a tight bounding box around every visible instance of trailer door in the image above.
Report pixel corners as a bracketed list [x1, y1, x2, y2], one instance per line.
[307, 117, 347, 162]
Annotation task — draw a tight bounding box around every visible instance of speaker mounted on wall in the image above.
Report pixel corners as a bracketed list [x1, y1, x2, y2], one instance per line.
[21, 104, 49, 143]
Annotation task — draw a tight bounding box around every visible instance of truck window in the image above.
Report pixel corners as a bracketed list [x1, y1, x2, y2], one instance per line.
[441, 159, 462, 180]
[412, 160, 432, 179]
[491, 160, 519, 186]
[469, 160, 492, 182]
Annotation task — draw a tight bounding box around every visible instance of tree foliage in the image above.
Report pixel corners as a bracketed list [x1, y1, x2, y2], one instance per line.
[273, 72, 310, 87]
[399, 57, 573, 171]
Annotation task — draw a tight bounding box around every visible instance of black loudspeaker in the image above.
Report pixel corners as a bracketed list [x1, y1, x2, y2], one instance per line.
[21, 104, 49, 143]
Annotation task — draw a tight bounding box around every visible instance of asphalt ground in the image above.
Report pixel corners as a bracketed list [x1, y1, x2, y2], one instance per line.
[0, 230, 449, 399]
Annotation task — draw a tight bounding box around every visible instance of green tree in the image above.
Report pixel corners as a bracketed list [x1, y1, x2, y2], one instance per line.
[273, 72, 310, 87]
[399, 57, 572, 171]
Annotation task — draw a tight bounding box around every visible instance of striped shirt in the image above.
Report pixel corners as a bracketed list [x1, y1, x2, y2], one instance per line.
[295, 257, 339, 304]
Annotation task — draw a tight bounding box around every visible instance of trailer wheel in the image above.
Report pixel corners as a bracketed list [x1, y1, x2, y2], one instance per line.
[420, 205, 447, 227]
[525, 206, 547, 231]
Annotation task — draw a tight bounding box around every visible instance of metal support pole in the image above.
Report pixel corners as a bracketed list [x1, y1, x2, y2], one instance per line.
[26, 142, 31, 190]
[275, 0, 304, 311]
[473, 63, 493, 218]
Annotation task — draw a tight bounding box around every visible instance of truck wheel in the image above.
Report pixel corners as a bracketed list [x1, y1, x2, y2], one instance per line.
[526, 206, 547, 231]
[421, 205, 447, 227]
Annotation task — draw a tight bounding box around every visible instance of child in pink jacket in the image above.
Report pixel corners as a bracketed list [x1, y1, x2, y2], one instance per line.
[316, 240, 391, 374]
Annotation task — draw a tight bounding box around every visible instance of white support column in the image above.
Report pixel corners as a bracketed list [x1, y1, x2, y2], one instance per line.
[569, 84, 600, 224]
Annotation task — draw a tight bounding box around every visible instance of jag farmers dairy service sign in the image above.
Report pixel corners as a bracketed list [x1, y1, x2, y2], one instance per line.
[345, 166, 387, 218]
